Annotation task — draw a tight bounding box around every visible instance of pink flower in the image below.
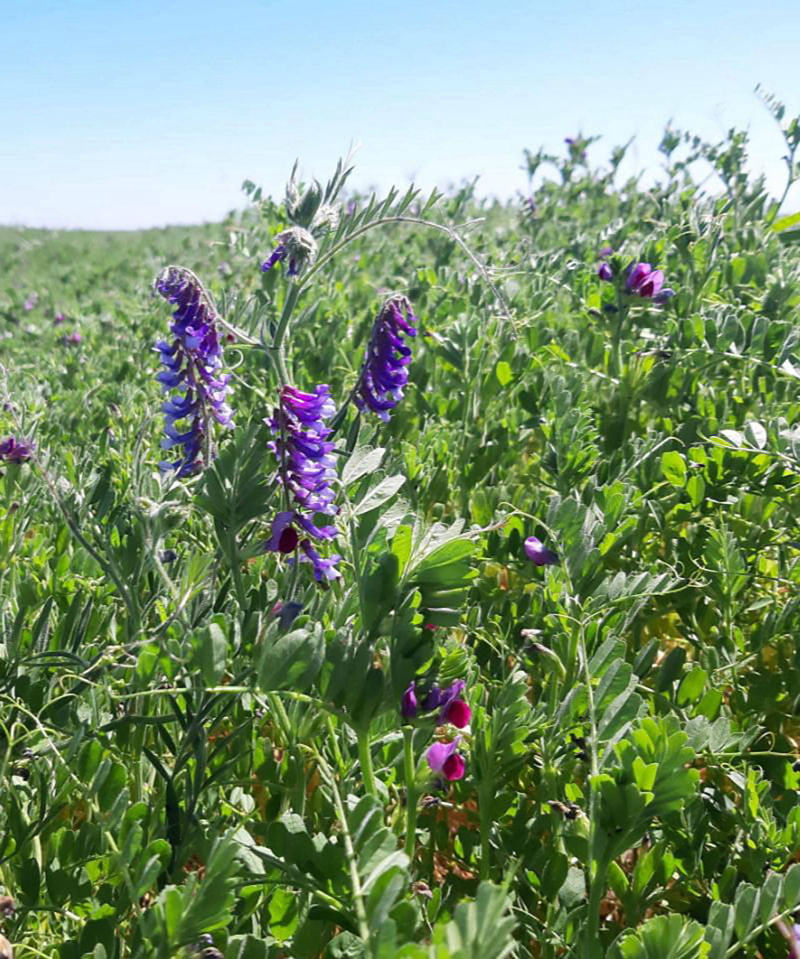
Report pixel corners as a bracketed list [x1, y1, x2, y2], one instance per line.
[427, 737, 465, 781]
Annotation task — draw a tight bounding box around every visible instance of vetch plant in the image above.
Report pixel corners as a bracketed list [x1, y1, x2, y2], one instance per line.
[155, 266, 233, 475]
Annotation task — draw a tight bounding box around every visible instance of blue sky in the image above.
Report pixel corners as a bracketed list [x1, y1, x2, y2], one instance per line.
[1, 0, 798, 229]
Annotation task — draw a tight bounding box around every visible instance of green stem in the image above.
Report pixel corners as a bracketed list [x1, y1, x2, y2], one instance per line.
[479, 781, 492, 880]
[402, 727, 417, 862]
[357, 725, 377, 798]
[271, 285, 300, 385]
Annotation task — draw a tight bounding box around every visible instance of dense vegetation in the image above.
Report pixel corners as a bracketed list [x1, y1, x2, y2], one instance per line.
[2, 97, 800, 958]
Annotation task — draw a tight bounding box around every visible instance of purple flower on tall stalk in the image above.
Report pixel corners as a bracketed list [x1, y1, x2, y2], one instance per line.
[423, 680, 471, 728]
[266, 384, 341, 582]
[624, 262, 676, 303]
[427, 737, 465, 782]
[0, 435, 34, 464]
[355, 295, 418, 422]
[154, 267, 233, 477]
[525, 536, 558, 567]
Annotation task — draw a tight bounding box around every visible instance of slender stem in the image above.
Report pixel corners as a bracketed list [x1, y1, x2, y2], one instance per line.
[479, 781, 492, 880]
[300, 215, 513, 331]
[270, 285, 300, 386]
[317, 753, 371, 946]
[357, 725, 378, 798]
[402, 727, 417, 863]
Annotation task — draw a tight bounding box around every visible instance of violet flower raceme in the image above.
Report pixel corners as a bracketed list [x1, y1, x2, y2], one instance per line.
[261, 227, 318, 278]
[154, 267, 233, 477]
[624, 262, 676, 304]
[266, 384, 341, 582]
[427, 737, 465, 782]
[355, 295, 418, 422]
[525, 536, 558, 567]
[0, 435, 34, 464]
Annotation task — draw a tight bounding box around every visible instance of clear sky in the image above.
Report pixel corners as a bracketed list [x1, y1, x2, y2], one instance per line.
[2, 0, 799, 230]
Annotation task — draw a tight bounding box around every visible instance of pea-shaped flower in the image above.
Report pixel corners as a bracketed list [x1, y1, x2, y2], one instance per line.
[427, 737, 465, 781]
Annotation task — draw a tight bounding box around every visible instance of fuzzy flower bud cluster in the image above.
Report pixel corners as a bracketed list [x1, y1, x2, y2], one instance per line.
[261, 227, 318, 278]
[154, 267, 233, 477]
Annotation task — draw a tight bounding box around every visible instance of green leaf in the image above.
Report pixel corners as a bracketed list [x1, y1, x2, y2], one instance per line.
[258, 626, 324, 692]
[354, 475, 405, 516]
[495, 361, 512, 386]
[342, 446, 386, 486]
[661, 451, 687, 488]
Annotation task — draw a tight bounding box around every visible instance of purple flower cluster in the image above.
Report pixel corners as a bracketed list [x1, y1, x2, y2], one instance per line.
[355, 296, 418, 422]
[598, 257, 675, 304]
[625, 262, 675, 303]
[402, 679, 472, 727]
[155, 267, 233, 477]
[0, 435, 34, 464]
[266, 385, 341, 582]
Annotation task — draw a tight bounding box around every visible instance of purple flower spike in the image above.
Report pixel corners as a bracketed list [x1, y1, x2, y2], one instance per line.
[525, 536, 558, 567]
[625, 262, 670, 300]
[154, 267, 233, 477]
[401, 682, 418, 719]
[597, 262, 613, 282]
[355, 295, 418, 422]
[427, 737, 465, 782]
[267, 383, 341, 583]
[0, 435, 35, 464]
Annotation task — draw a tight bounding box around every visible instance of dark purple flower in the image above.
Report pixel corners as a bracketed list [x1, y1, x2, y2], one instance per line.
[423, 680, 471, 728]
[597, 262, 613, 282]
[653, 287, 676, 305]
[154, 267, 233, 477]
[427, 737, 465, 781]
[0, 435, 34, 464]
[401, 682, 418, 719]
[598, 246, 614, 258]
[355, 295, 418, 422]
[525, 536, 558, 567]
[624, 262, 666, 299]
[271, 599, 304, 630]
[266, 384, 340, 582]
[261, 244, 288, 273]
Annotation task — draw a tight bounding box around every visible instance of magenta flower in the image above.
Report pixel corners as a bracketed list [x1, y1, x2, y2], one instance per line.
[0, 435, 34, 464]
[525, 536, 558, 567]
[424, 680, 471, 728]
[624, 262, 675, 303]
[53, 312, 66, 326]
[427, 737, 465, 781]
[64, 331, 82, 346]
[23, 293, 38, 312]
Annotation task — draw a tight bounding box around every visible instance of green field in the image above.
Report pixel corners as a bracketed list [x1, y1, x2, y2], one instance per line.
[1, 114, 800, 958]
